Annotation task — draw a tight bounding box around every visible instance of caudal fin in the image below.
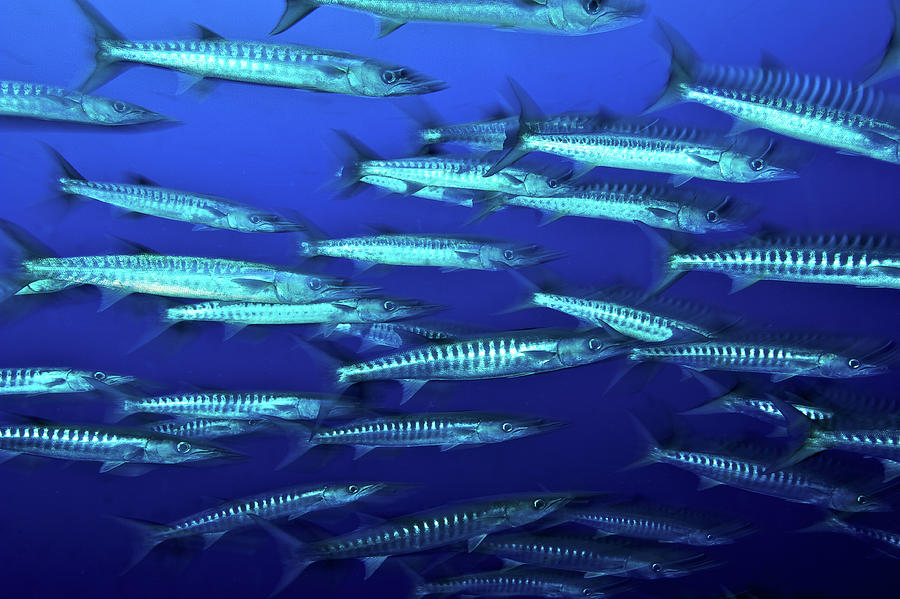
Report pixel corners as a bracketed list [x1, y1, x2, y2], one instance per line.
[72, 0, 130, 91]
[863, 0, 900, 85]
[644, 18, 698, 114]
[330, 130, 383, 198]
[484, 78, 541, 177]
[249, 516, 313, 595]
[271, 0, 319, 35]
[111, 516, 169, 573]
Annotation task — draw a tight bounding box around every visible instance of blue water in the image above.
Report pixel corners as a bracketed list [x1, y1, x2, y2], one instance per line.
[2, 1, 899, 597]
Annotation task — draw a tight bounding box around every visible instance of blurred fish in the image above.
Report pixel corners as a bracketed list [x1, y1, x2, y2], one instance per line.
[629, 337, 892, 382]
[119, 481, 393, 568]
[0, 421, 232, 471]
[49, 149, 304, 233]
[299, 233, 561, 271]
[414, 567, 629, 598]
[803, 516, 900, 557]
[74, 0, 445, 97]
[486, 82, 799, 186]
[255, 492, 573, 592]
[113, 391, 353, 422]
[683, 385, 834, 428]
[0, 367, 134, 395]
[150, 417, 277, 440]
[866, 0, 900, 85]
[477, 183, 753, 232]
[0, 80, 169, 126]
[663, 233, 900, 293]
[283, 411, 564, 462]
[351, 174, 480, 207]
[476, 533, 715, 578]
[649, 21, 900, 164]
[325, 320, 460, 350]
[271, 0, 646, 37]
[335, 329, 631, 402]
[417, 114, 514, 152]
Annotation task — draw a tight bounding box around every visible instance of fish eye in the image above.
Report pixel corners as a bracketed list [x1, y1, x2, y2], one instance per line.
[706, 210, 719, 223]
[548, 179, 559, 189]
[112, 101, 127, 113]
[651, 563, 662, 573]
[381, 70, 399, 84]
[176, 441, 191, 454]
[533, 498, 546, 509]
[247, 420, 258, 426]
[750, 158, 765, 171]
[308, 277, 322, 290]
[348, 484, 360, 494]
[588, 338, 603, 350]
[582, 589, 592, 597]
[848, 358, 861, 369]
[585, 0, 603, 14]
[92, 371, 107, 381]
[857, 495, 868, 504]
[501, 422, 514, 433]
[249, 215, 262, 224]
[503, 249, 515, 261]
[383, 300, 396, 312]
[706, 533, 714, 540]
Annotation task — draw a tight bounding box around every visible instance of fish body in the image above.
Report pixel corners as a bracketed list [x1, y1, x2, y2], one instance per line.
[0, 423, 228, 470]
[0, 80, 168, 125]
[16, 254, 358, 304]
[477, 534, 709, 578]
[803, 428, 900, 464]
[0, 367, 133, 395]
[629, 339, 888, 381]
[299, 234, 559, 270]
[491, 183, 748, 233]
[415, 567, 624, 599]
[116, 392, 350, 421]
[813, 517, 900, 554]
[685, 390, 834, 427]
[150, 418, 275, 440]
[656, 23, 900, 164]
[565, 505, 746, 546]
[328, 321, 458, 349]
[272, 0, 645, 36]
[418, 115, 514, 151]
[667, 234, 900, 291]
[164, 297, 435, 326]
[357, 174, 479, 206]
[75, 0, 444, 97]
[336, 330, 629, 400]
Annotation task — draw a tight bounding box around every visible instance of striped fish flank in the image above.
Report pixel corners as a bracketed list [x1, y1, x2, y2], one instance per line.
[0, 367, 133, 395]
[115, 392, 351, 421]
[0, 80, 168, 125]
[327, 321, 459, 350]
[414, 568, 627, 599]
[354, 175, 479, 207]
[653, 21, 900, 164]
[417, 116, 514, 151]
[150, 418, 275, 440]
[810, 517, 900, 555]
[683, 387, 835, 427]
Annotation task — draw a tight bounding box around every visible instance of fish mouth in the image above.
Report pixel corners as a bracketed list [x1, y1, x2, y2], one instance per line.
[518, 245, 566, 266]
[103, 375, 137, 386]
[401, 300, 447, 317]
[323, 284, 382, 299]
[126, 111, 179, 126]
[266, 217, 307, 233]
[525, 419, 568, 435]
[188, 445, 245, 462]
[393, 75, 448, 96]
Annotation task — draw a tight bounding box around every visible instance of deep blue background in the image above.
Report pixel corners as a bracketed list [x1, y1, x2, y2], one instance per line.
[1, 1, 899, 597]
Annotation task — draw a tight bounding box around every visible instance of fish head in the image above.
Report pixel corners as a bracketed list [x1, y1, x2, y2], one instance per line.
[273, 272, 369, 303]
[349, 61, 446, 97]
[553, 0, 646, 34]
[321, 482, 389, 506]
[676, 194, 751, 233]
[144, 437, 235, 464]
[355, 297, 444, 322]
[67, 369, 135, 391]
[480, 242, 563, 269]
[557, 333, 631, 367]
[227, 211, 305, 233]
[830, 488, 890, 512]
[632, 553, 716, 579]
[719, 138, 799, 182]
[816, 352, 890, 378]
[79, 96, 171, 125]
[474, 416, 566, 443]
[558, 578, 633, 598]
[501, 493, 573, 527]
[522, 172, 570, 196]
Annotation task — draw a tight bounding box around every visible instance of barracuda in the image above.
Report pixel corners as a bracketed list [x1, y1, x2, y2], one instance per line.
[683, 387, 834, 428]
[0, 80, 169, 126]
[327, 321, 459, 350]
[271, 0, 645, 37]
[356, 174, 479, 207]
[75, 0, 444, 97]
[0, 367, 134, 395]
[651, 21, 900, 164]
[0, 422, 231, 471]
[629, 338, 890, 382]
[476, 533, 712, 579]
[336, 329, 630, 402]
[808, 517, 900, 555]
[666, 234, 900, 292]
[52, 150, 303, 233]
[415, 568, 626, 599]
[299, 234, 560, 270]
[481, 182, 749, 232]
[287, 411, 563, 461]
[150, 418, 275, 440]
[114, 391, 352, 421]
[257, 493, 571, 592]
[530, 290, 725, 342]
[417, 115, 514, 151]
[120, 481, 390, 568]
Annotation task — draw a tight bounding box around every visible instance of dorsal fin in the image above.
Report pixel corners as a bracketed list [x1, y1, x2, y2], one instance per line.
[759, 50, 787, 72]
[194, 23, 225, 40]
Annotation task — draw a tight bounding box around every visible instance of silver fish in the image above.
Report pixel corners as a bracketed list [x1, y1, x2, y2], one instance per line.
[336, 329, 630, 402]
[149, 418, 276, 440]
[256, 493, 572, 593]
[682, 386, 835, 428]
[299, 234, 561, 270]
[52, 150, 303, 233]
[75, 0, 445, 97]
[114, 391, 352, 422]
[0, 80, 169, 126]
[418, 115, 515, 152]
[0, 422, 231, 471]
[0, 367, 134, 395]
[272, 0, 645, 37]
[652, 21, 900, 164]
[414, 567, 629, 599]
[805, 516, 900, 556]
[325, 321, 459, 350]
[353, 173, 480, 206]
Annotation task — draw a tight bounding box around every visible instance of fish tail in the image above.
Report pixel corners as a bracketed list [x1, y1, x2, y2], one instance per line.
[330, 130, 381, 198]
[620, 415, 666, 471]
[45, 144, 86, 182]
[73, 0, 130, 91]
[644, 18, 697, 114]
[271, 0, 319, 35]
[274, 421, 315, 470]
[863, 0, 900, 85]
[248, 516, 313, 594]
[484, 77, 540, 177]
[633, 221, 686, 297]
[110, 516, 169, 573]
[0, 219, 53, 299]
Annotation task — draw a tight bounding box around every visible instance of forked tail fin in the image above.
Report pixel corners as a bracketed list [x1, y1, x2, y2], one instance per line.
[73, 0, 131, 91]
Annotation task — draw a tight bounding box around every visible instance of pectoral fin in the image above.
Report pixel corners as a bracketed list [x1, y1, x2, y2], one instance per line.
[99, 461, 127, 473]
[467, 534, 488, 552]
[398, 379, 427, 404]
[377, 17, 405, 37]
[362, 555, 389, 579]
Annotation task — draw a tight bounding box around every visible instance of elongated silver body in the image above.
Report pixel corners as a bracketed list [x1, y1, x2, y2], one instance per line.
[0, 80, 168, 125]
[329, 321, 457, 349]
[418, 116, 514, 151]
[17, 254, 354, 304]
[150, 418, 273, 440]
[685, 391, 834, 427]
[117, 392, 349, 421]
[629, 339, 886, 381]
[668, 234, 900, 291]
[357, 174, 478, 206]
[565, 505, 745, 546]
[817, 518, 900, 554]
[415, 568, 624, 599]
[0, 367, 133, 395]
[807, 428, 900, 463]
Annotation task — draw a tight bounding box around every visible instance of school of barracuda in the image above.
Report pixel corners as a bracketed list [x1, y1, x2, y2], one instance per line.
[2, 0, 900, 597]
